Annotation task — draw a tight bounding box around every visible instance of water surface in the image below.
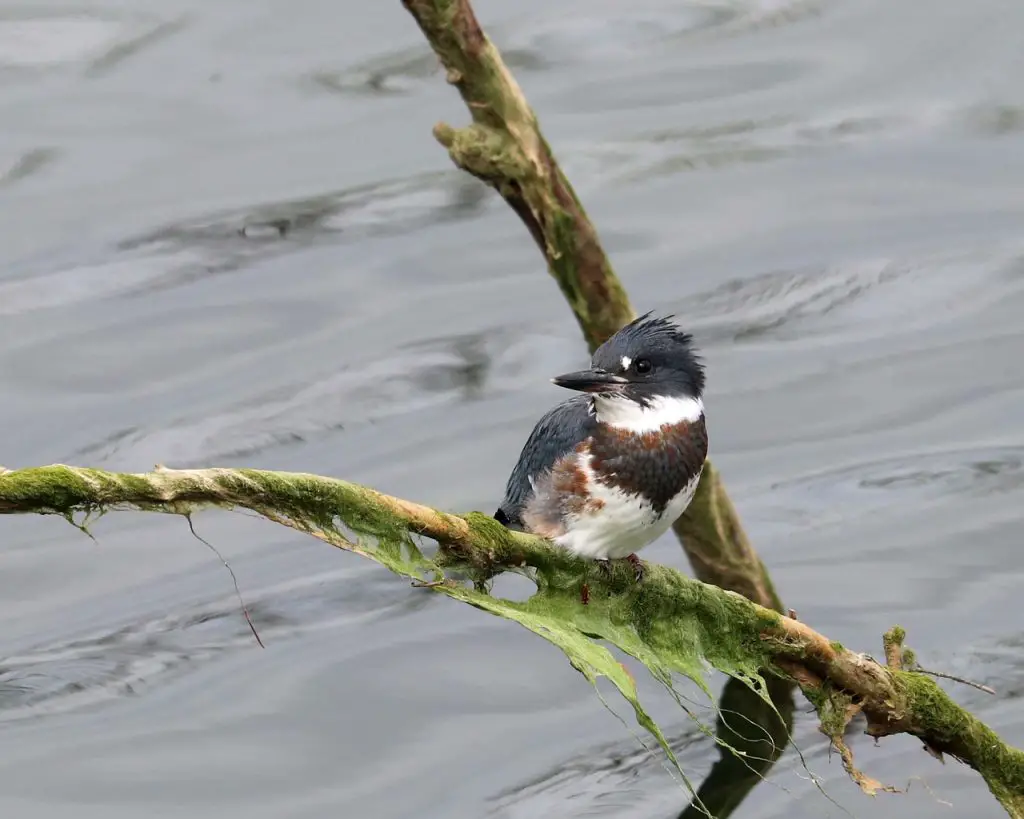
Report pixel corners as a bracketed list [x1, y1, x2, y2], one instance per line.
[2, 1, 1024, 817]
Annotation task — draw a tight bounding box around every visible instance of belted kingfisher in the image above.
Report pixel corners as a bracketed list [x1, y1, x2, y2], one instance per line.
[495, 313, 708, 581]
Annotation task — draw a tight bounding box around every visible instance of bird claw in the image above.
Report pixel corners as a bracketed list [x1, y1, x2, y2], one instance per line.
[596, 555, 645, 583]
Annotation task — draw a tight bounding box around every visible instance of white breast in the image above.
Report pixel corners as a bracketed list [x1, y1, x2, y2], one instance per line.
[552, 454, 703, 561]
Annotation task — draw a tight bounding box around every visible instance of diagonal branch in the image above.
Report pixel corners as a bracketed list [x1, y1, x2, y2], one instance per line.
[402, 0, 632, 352]
[400, 4, 793, 814]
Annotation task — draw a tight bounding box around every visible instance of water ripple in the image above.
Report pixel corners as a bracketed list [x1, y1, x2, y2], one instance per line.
[308, 3, 741, 98]
[0, 172, 487, 315]
[677, 259, 902, 343]
[71, 330, 508, 466]
[0, 147, 59, 188]
[770, 446, 1024, 514]
[309, 46, 549, 97]
[695, 0, 829, 38]
[0, 567, 424, 724]
[0, 9, 181, 73]
[576, 110, 905, 185]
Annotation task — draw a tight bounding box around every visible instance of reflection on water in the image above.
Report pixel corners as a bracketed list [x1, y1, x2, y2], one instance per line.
[489, 678, 801, 819]
[1, 0, 1024, 818]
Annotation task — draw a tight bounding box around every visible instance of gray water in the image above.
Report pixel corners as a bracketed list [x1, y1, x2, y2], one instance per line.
[2, 1, 1024, 817]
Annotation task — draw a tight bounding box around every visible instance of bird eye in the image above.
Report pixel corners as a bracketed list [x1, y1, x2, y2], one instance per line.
[634, 358, 652, 374]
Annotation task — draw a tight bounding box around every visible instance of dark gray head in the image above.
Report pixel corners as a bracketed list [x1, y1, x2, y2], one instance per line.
[551, 313, 705, 406]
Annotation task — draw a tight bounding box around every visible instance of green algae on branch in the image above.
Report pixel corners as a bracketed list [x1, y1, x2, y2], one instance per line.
[888, 671, 1024, 817]
[2, 464, 1024, 815]
[0, 463, 764, 807]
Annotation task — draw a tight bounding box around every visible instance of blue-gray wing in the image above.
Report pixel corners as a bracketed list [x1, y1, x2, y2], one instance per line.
[495, 394, 597, 530]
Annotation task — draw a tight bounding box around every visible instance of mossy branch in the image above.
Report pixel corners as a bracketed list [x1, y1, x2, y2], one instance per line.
[1, 463, 1022, 816]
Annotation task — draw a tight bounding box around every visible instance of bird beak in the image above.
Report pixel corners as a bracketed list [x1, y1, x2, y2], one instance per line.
[551, 368, 628, 394]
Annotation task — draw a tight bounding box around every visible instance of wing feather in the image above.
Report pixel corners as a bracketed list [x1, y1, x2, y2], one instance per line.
[495, 394, 596, 530]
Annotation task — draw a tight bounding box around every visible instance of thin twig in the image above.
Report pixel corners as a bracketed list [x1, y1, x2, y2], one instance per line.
[185, 513, 264, 649]
[914, 667, 996, 696]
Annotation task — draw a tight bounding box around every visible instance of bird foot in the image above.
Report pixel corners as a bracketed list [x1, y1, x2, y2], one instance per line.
[596, 555, 645, 583]
[626, 553, 645, 583]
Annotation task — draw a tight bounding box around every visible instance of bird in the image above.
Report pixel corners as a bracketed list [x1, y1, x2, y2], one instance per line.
[494, 313, 708, 584]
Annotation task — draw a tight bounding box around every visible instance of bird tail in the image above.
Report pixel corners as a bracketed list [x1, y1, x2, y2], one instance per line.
[494, 507, 524, 531]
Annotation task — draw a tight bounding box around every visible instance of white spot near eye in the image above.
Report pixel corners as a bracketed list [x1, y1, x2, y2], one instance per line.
[620, 356, 632, 370]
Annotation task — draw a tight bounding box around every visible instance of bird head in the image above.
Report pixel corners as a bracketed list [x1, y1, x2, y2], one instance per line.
[551, 313, 705, 430]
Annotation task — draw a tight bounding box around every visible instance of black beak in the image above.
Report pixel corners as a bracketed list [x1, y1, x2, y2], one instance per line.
[551, 368, 628, 394]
